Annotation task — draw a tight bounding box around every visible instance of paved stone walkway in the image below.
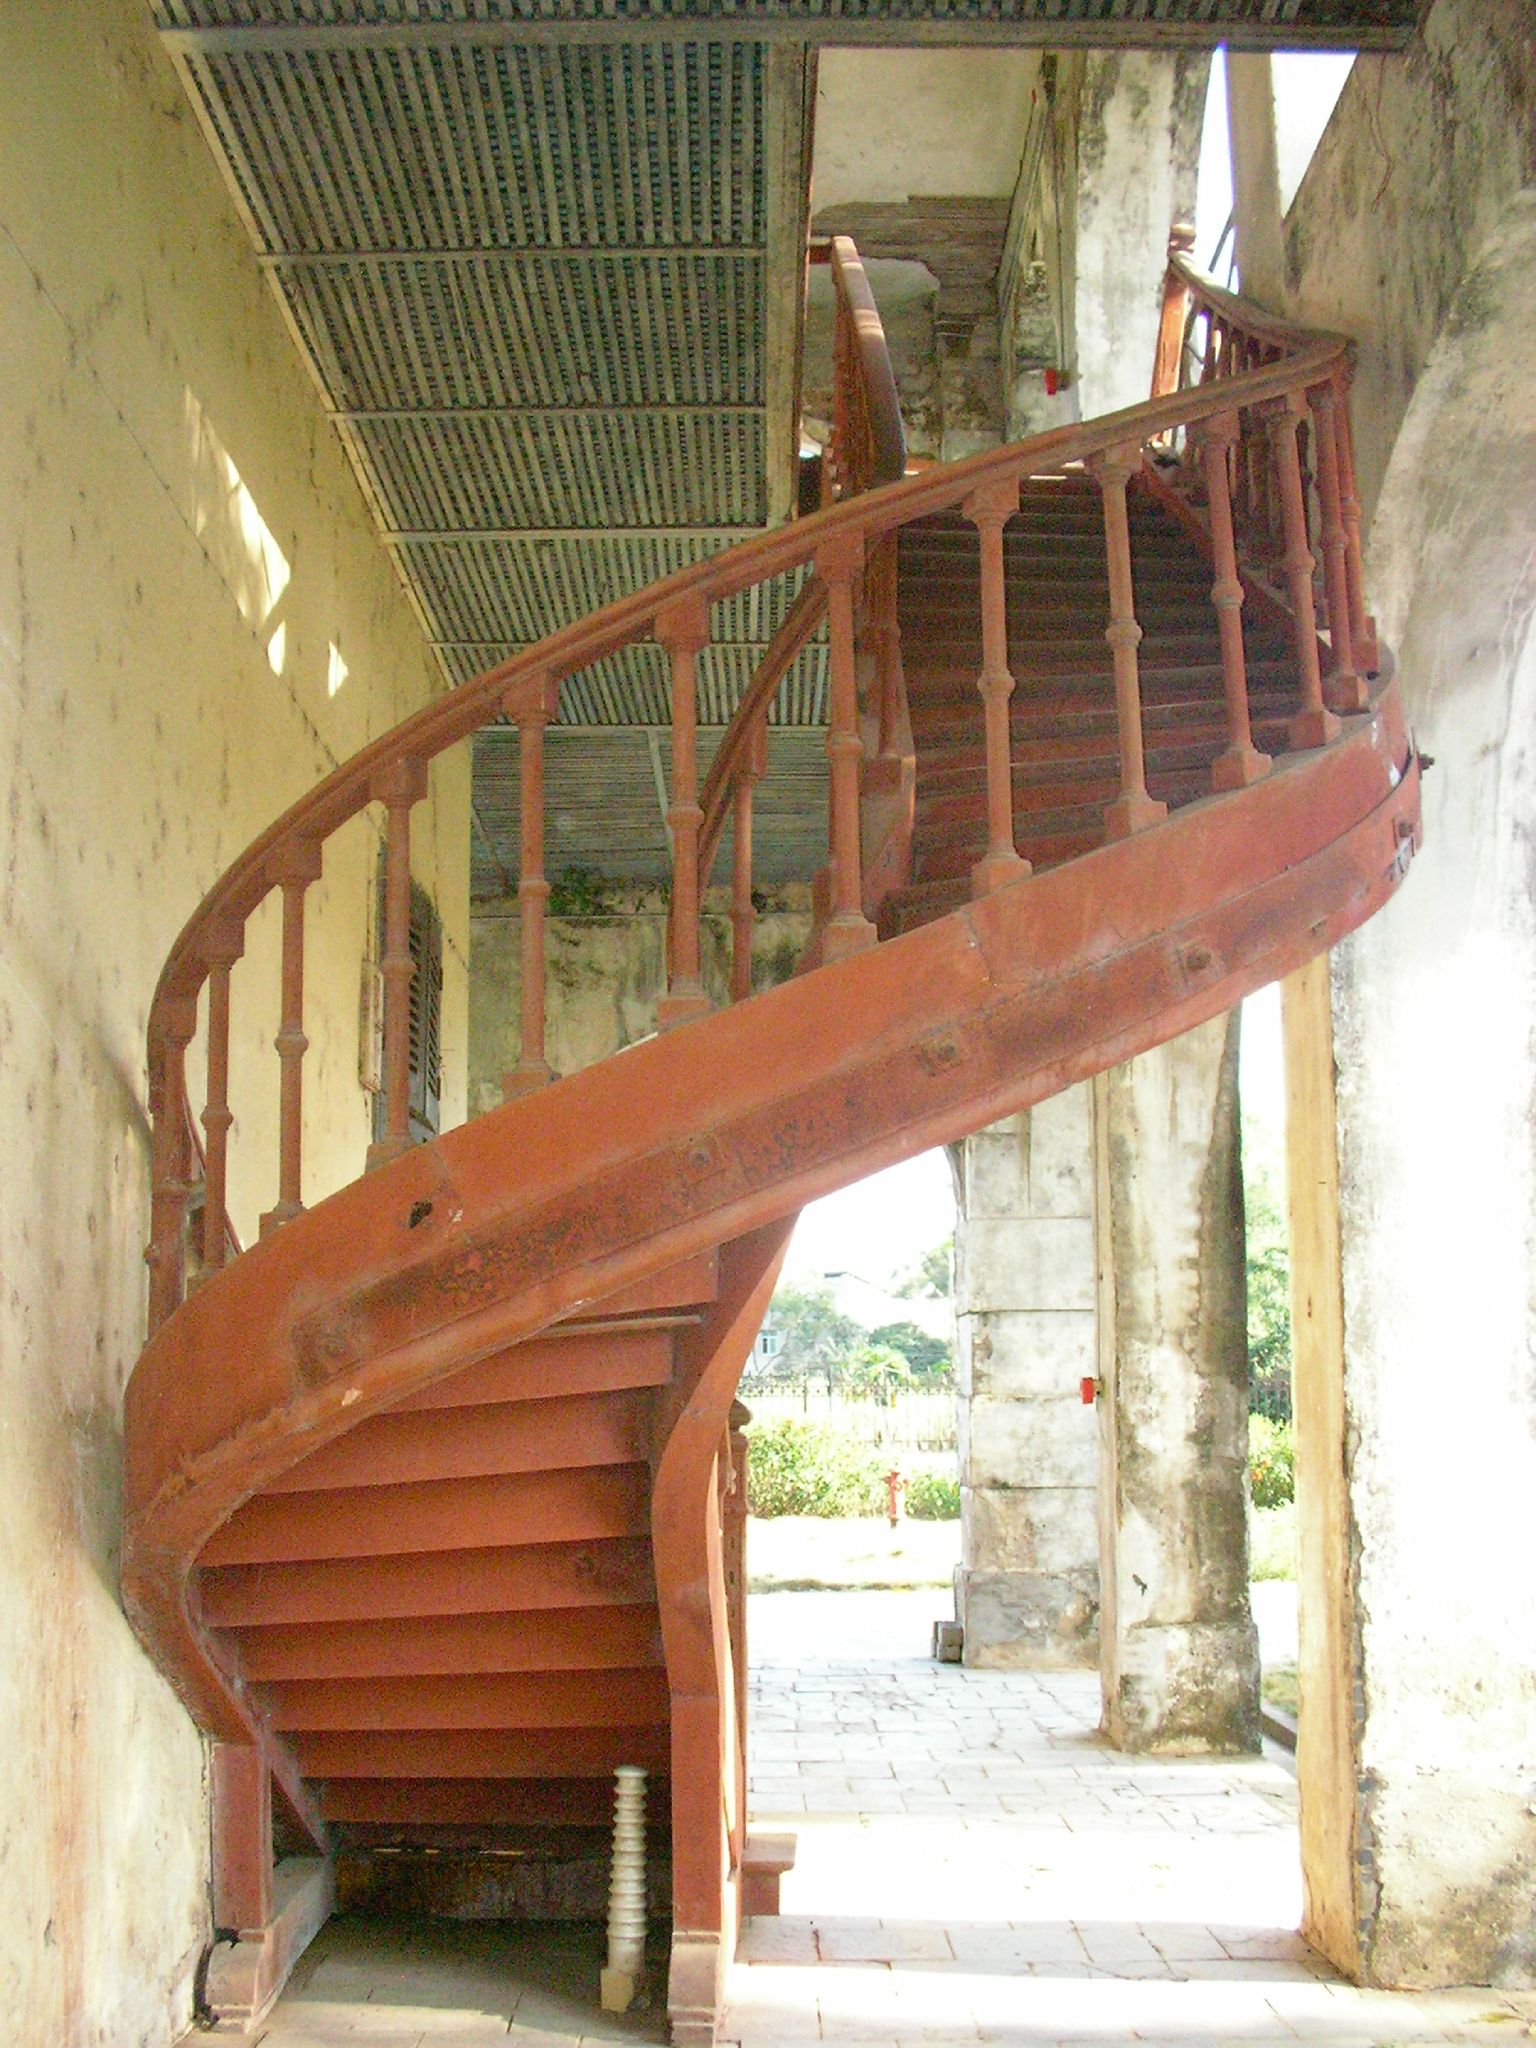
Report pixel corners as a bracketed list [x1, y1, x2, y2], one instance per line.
[251, 1591, 1536, 2046]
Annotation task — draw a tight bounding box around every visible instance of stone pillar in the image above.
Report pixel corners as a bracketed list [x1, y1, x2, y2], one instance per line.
[953, 1088, 1100, 1669]
[1095, 1014, 1260, 1754]
[1225, 54, 1285, 309]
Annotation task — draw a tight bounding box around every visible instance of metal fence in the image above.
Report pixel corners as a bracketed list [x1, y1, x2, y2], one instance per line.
[742, 1381, 957, 1452]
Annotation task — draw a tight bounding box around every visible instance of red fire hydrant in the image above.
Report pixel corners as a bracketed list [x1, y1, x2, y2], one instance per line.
[886, 1467, 907, 1528]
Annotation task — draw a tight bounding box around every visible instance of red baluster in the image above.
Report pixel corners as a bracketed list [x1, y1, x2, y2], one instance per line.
[1198, 411, 1271, 792]
[1332, 365, 1374, 671]
[367, 756, 429, 1170]
[1089, 442, 1168, 840]
[729, 719, 766, 1005]
[503, 673, 561, 1094]
[146, 996, 197, 1329]
[1308, 378, 1366, 714]
[964, 476, 1030, 894]
[657, 593, 713, 1028]
[261, 840, 322, 1237]
[817, 531, 877, 957]
[200, 916, 244, 1272]
[1264, 391, 1339, 751]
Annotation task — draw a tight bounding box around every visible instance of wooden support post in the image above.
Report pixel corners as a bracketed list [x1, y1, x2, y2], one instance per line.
[1089, 443, 1167, 841]
[503, 673, 561, 1096]
[1308, 379, 1366, 713]
[212, 1743, 274, 1938]
[1198, 410, 1271, 792]
[817, 531, 878, 959]
[964, 477, 1030, 895]
[725, 1400, 751, 1872]
[657, 594, 713, 1029]
[366, 756, 429, 1171]
[146, 996, 197, 1329]
[261, 839, 322, 1237]
[200, 917, 245, 1272]
[729, 721, 766, 1005]
[1265, 392, 1340, 752]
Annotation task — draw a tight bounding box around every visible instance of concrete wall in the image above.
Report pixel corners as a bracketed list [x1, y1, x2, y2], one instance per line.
[1275, 0, 1536, 1986]
[469, 890, 811, 1115]
[0, 5, 467, 2039]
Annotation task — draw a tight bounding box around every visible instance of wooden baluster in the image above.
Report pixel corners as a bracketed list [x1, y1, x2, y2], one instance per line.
[1307, 379, 1366, 713]
[146, 996, 197, 1329]
[1198, 410, 1271, 792]
[1088, 442, 1168, 840]
[1264, 391, 1340, 751]
[367, 756, 429, 1170]
[870, 533, 905, 758]
[656, 594, 713, 1028]
[725, 1399, 751, 1872]
[503, 673, 561, 1094]
[1152, 224, 1195, 399]
[817, 532, 878, 957]
[964, 477, 1031, 893]
[729, 719, 766, 1005]
[1332, 366, 1374, 670]
[200, 916, 244, 1272]
[260, 840, 322, 1237]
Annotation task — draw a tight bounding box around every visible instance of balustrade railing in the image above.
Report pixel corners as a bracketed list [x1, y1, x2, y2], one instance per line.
[144, 236, 1373, 1334]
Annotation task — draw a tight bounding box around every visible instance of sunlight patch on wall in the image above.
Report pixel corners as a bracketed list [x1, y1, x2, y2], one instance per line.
[327, 642, 350, 698]
[183, 387, 291, 640]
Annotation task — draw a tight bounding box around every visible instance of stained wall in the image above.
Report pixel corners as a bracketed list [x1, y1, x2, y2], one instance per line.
[0, 5, 467, 2038]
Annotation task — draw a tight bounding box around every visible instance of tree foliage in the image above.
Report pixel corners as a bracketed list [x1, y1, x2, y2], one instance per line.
[869, 1320, 953, 1383]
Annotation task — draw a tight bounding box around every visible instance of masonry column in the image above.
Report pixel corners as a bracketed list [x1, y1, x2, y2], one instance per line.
[953, 1088, 1100, 1669]
[1095, 1013, 1260, 1753]
[1225, 54, 1285, 309]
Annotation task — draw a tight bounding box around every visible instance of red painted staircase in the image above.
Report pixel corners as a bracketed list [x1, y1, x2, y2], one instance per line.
[122, 240, 1419, 2042]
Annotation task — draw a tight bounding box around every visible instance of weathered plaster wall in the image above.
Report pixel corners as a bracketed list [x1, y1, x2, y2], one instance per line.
[0, 5, 466, 2039]
[469, 890, 812, 1115]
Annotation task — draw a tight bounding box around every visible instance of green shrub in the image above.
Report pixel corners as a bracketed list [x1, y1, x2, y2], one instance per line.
[904, 1469, 960, 1521]
[744, 1419, 885, 1518]
[1248, 1414, 1295, 1509]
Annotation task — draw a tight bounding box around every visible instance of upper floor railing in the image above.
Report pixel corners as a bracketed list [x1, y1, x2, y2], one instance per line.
[145, 233, 1374, 1334]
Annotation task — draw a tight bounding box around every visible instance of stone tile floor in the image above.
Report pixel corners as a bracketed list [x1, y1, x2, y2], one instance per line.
[251, 1591, 1536, 2046]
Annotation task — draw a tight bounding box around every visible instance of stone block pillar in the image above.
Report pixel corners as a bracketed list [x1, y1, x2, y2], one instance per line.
[1095, 1013, 1260, 1754]
[953, 1088, 1100, 1669]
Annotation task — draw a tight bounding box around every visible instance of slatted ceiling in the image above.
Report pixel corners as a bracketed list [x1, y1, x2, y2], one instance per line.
[352, 410, 766, 532]
[275, 252, 763, 411]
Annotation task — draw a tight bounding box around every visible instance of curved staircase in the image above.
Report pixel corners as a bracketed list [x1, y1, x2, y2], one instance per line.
[123, 239, 1419, 2041]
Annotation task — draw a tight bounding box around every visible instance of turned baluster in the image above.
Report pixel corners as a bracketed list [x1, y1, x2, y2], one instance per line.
[503, 673, 561, 1094]
[260, 840, 322, 1236]
[656, 594, 713, 1028]
[1307, 379, 1365, 713]
[1332, 367, 1374, 670]
[725, 1398, 752, 1865]
[367, 756, 429, 1170]
[1265, 391, 1340, 751]
[869, 533, 905, 757]
[1089, 442, 1167, 840]
[1153, 224, 1195, 399]
[729, 719, 766, 1004]
[1198, 410, 1271, 792]
[817, 532, 878, 957]
[964, 476, 1030, 893]
[200, 917, 244, 1272]
[146, 997, 197, 1329]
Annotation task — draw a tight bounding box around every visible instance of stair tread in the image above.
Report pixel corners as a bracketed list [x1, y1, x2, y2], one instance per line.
[236, 1604, 664, 1681]
[264, 1666, 670, 1732]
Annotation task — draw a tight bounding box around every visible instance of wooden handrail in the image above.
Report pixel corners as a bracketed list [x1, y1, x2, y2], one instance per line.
[146, 277, 1360, 1328]
[809, 235, 907, 498]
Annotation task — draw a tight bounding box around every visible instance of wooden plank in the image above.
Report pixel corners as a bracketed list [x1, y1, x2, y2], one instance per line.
[264, 1389, 649, 1493]
[321, 1777, 660, 1828]
[199, 1465, 648, 1567]
[296, 1726, 670, 1780]
[393, 1327, 671, 1412]
[236, 1604, 663, 1681]
[578, 1245, 719, 1316]
[265, 1666, 670, 1732]
[200, 1539, 655, 1627]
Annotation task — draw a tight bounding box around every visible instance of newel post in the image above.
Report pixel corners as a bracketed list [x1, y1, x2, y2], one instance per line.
[1308, 378, 1367, 713]
[817, 529, 878, 959]
[657, 592, 713, 1029]
[366, 754, 430, 1171]
[503, 671, 562, 1097]
[1088, 441, 1167, 840]
[260, 838, 323, 1237]
[964, 475, 1030, 895]
[1197, 410, 1271, 792]
[1264, 391, 1340, 752]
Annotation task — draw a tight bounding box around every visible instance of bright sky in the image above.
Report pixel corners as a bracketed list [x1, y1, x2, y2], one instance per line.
[781, 988, 1288, 1290]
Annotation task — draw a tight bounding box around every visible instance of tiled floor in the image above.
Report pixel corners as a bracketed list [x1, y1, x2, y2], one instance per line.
[249, 1590, 1536, 2046]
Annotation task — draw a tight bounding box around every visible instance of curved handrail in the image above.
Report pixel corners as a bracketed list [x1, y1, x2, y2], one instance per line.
[145, 305, 1362, 1329]
[809, 235, 907, 498]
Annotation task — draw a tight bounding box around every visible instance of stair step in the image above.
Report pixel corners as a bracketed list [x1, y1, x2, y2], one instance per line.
[201, 1536, 655, 1626]
[395, 1327, 672, 1411]
[265, 1667, 671, 1733]
[266, 1389, 650, 1493]
[236, 1604, 664, 1681]
[293, 1725, 671, 1780]
[200, 1464, 650, 1566]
